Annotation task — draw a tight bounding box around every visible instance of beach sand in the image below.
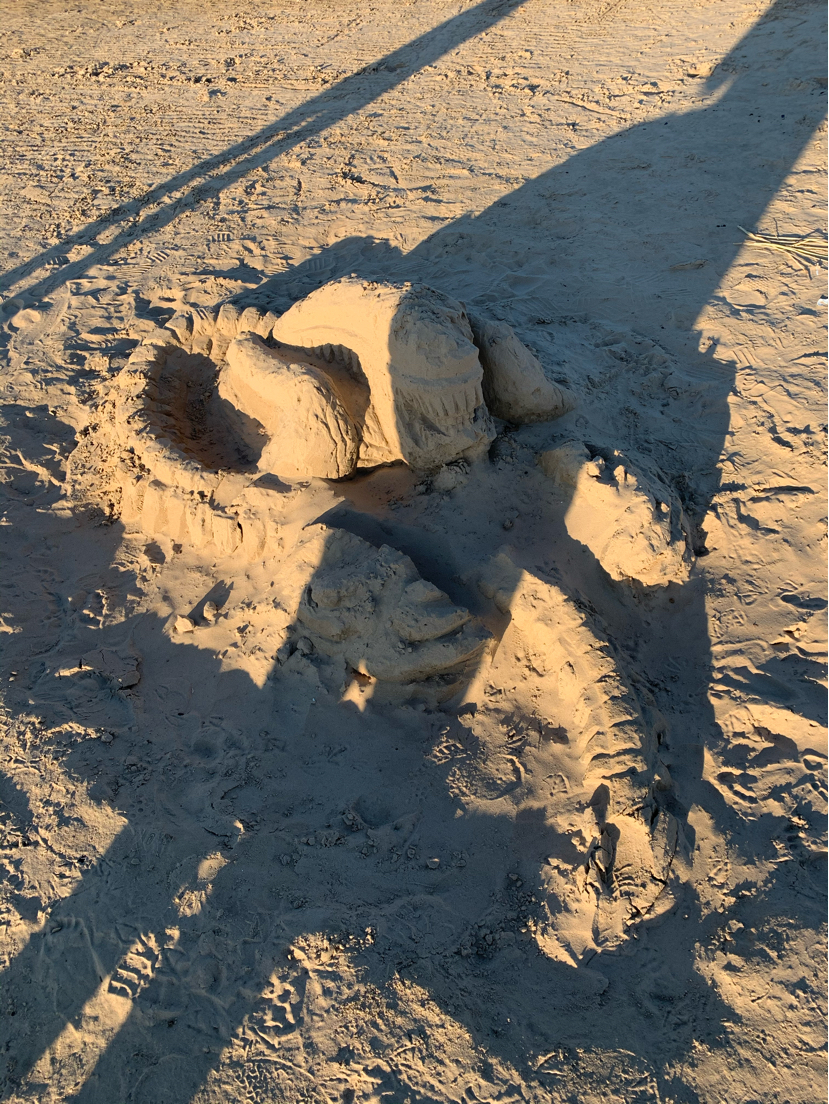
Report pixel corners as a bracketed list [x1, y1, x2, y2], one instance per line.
[0, 1, 826, 1101]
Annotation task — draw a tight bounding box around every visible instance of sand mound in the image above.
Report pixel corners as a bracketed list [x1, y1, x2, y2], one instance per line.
[295, 525, 491, 695]
[539, 441, 691, 586]
[270, 276, 496, 469]
[469, 314, 576, 423]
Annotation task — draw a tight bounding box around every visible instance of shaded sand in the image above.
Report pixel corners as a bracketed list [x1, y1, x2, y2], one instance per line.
[0, 2, 826, 1103]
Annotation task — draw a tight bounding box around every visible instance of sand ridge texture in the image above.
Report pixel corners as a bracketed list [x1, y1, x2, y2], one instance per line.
[0, 1, 826, 1103]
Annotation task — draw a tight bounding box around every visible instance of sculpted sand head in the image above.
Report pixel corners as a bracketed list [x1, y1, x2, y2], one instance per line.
[538, 441, 691, 586]
[270, 277, 495, 470]
[220, 335, 360, 481]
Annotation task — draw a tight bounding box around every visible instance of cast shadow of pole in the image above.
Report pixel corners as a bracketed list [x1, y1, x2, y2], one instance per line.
[0, 1, 826, 1101]
[0, 0, 531, 306]
[249, 0, 826, 739]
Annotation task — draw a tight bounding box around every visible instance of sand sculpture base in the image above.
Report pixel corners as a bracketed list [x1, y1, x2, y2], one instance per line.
[66, 277, 693, 945]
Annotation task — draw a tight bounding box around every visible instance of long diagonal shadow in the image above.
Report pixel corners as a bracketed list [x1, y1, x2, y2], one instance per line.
[0, 0, 529, 304]
[0, 2, 826, 1102]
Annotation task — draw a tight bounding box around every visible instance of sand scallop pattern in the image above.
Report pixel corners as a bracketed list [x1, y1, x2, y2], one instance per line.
[294, 524, 492, 696]
[99, 337, 251, 558]
[91, 301, 287, 559]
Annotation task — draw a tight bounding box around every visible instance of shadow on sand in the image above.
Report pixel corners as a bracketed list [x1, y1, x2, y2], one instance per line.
[0, 1, 826, 1101]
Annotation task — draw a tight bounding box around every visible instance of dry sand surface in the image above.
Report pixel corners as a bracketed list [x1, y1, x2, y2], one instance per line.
[0, 1, 826, 1102]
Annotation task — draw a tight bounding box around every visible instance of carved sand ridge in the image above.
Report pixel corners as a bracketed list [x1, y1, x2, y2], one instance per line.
[294, 525, 492, 697]
[478, 551, 677, 951]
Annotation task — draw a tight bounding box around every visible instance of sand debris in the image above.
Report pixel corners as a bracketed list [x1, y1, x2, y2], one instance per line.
[737, 225, 828, 271]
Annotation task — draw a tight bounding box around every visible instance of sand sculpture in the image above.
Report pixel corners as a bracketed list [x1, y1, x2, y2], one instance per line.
[295, 524, 491, 692]
[539, 441, 691, 586]
[62, 274, 694, 951]
[73, 277, 583, 551]
[69, 278, 690, 685]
